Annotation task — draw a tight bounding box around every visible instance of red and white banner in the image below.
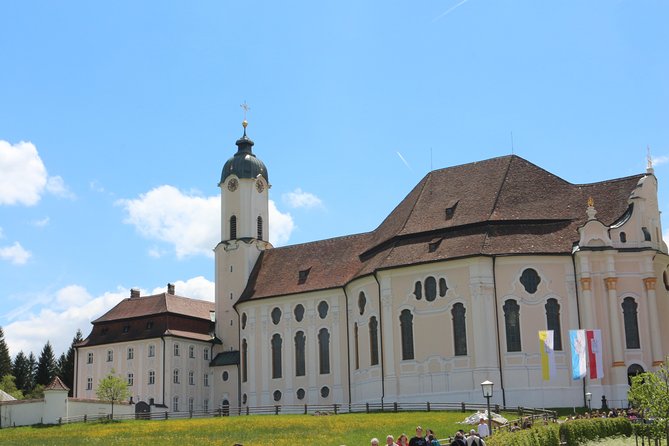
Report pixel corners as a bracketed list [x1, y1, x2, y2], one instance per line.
[587, 329, 604, 380]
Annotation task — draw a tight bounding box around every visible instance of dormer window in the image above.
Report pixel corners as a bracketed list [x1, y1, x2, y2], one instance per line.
[298, 268, 311, 284]
[445, 200, 459, 220]
[428, 238, 442, 253]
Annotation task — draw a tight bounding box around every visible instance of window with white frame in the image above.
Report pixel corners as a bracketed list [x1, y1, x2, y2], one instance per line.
[107, 350, 113, 362]
[204, 373, 209, 387]
[173, 396, 179, 412]
[148, 370, 155, 385]
[127, 373, 134, 386]
[204, 348, 209, 361]
[204, 399, 209, 412]
[127, 347, 134, 360]
[173, 369, 180, 384]
[86, 377, 92, 390]
[189, 345, 195, 358]
[87, 352, 93, 364]
[148, 344, 155, 357]
[188, 397, 194, 412]
[174, 343, 180, 357]
[189, 371, 194, 385]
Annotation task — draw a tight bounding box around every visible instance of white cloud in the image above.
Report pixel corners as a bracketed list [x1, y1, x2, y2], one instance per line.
[652, 155, 669, 166]
[46, 175, 75, 199]
[3, 276, 216, 357]
[269, 200, 294, 246]
[118, 185, 295, 255]
[0, 140, 72, 206]
[282, 188, 324, 209]
[32, 217, 50, 227]
[0, 242, 31, 265]
[150, 276, 215, 302]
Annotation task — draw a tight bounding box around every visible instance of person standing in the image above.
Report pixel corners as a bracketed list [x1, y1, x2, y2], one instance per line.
[409, 426, 428, 446]
[477, 418, 490, 438]
[386, 435, 396, 446]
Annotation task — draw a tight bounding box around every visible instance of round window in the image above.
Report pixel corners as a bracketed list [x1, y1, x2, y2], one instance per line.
[273, 390, 282, 402]
[296, 388, 305, 400]
[222, 371, 229, 381]
[320, 386, 330, 398]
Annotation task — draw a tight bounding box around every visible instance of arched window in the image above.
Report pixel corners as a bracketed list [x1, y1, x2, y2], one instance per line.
[257, 216, 263, 241]
[230, 215, 237, 240]
[622, 297, 640, 349]
[451, 303, 467, 356]
[400, 309, 414, 360]
[414, 281, 422, 300]
[271, 334, 282, 379]
[241, 312, 247, 330]
[318, 328, 330, 374]
[504, 299, 522, 352]
[425, 276, 437, 301]
[627, 363, 645, 385]
[358, 292, 366, 315]
[294, 331, 306, 377]
[545, 298, 563, 351]
[241, 339, 248, 383]
[173, 369, 180, 384]
[520, 268, 541, 294]
[439, 278, 448, 297]
[354, 323, 359, 370]
[369, 316, 379, 366]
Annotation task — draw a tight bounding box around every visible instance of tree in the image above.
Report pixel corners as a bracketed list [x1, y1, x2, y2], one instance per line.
[35, 341, 57, 386]
[0, 327, 12, 378]
[26, 352, 37, 393]
[12, 351, 30, 395]
[96, 370, 130, 419]
[628, 358, 669, 444]
[0, 375, 24, 400]
[60, 329, 82, 396]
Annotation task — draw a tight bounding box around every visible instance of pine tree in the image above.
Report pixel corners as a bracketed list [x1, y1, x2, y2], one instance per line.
[0, 327, 12, 378]
[35, 341, 57, 386]
[25, 352, 37, 394]
[61, 329, 82, 396]
[11, 351, 30, 395]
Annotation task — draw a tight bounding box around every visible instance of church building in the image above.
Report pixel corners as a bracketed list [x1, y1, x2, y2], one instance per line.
[75, 121, 669, 413]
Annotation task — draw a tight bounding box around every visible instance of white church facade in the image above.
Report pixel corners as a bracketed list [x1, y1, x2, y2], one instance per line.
[75, 122, 669, 414]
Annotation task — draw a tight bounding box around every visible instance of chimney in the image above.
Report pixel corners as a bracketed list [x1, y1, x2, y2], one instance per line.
[130, 288, 140, 298]
[167, 283, 175, 295]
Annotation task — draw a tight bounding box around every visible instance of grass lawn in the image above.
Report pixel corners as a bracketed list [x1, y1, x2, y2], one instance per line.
[0, 411, 508, 445]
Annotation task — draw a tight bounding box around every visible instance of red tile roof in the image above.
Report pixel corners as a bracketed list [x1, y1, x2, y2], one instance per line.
[92, 293, 214, 323]
[45, 376, 70, 392]
[239, 155, 643, 302]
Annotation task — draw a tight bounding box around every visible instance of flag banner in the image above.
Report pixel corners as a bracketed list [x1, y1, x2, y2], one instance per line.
[587, 329, 604, 380]
[539, 330, 556, 381]
[570, 330, 587, 380]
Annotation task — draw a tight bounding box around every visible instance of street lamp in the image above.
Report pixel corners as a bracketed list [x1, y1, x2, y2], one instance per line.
[585, 392, 592, 412]
[481, 380, 494, 437]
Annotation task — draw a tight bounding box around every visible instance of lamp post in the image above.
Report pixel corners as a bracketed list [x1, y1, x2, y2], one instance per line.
[585, 392, 592, 412]
[481, 380, 494, 437]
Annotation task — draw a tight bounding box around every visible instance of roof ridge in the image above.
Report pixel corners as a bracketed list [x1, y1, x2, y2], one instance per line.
[487, 156, 513, 222]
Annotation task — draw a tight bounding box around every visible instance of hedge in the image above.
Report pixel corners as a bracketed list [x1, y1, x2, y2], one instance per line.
[486, 417, 633, 446]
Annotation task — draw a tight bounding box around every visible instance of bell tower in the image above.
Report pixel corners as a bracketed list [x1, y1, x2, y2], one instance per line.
[214, 116, 271, 349]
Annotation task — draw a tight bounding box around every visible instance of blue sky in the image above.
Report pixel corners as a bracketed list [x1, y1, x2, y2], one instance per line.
[0, 1, 667, 358]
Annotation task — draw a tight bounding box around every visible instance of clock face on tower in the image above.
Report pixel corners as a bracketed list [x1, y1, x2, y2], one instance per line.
[256, 180, 265, 193]
[227, 178, 238, 192]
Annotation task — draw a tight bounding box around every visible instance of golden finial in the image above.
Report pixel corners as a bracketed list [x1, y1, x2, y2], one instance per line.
[587, 196, 594, 207]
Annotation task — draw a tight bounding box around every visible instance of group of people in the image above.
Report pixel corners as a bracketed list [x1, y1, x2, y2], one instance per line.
[370, 419, 490, 446]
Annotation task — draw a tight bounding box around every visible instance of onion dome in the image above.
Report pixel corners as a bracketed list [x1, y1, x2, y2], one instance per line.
[220, 120, 269, 184]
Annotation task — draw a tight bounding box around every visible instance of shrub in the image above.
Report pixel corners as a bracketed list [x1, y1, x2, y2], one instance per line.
[487, 418, 632, 446]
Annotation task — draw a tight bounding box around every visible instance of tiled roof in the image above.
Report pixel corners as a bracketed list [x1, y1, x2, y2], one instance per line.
[240, 155, 643, 302]
[210, 350, 240, 366]
[93, 293, 214, 323]
[45, 376, 70, 392]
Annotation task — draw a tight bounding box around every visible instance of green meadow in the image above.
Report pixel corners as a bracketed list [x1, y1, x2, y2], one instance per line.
[0, 411, 496, 446]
